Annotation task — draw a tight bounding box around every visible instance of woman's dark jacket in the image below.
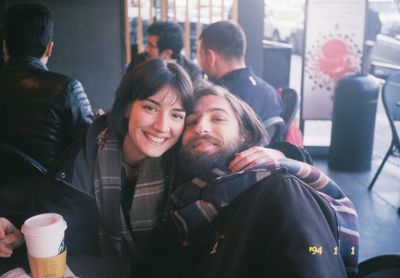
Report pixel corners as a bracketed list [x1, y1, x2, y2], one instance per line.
[36, 116, 178, 261]
[36, 117, 104, 255]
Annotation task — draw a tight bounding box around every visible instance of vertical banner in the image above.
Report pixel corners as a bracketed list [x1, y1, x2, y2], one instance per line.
[302, 0, 366, 120]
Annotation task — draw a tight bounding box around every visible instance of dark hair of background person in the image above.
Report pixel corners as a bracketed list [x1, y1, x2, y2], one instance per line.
[199, 20, 246, 60]
[109, 59, 194, 141]
[193, 84, 268, 147]
[147, 21, 184, 59]
[4, 3, 53, 58]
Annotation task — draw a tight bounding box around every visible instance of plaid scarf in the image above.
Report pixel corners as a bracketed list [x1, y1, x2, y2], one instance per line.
[93, 129, 166, 261]
[171, 158, 359, 273]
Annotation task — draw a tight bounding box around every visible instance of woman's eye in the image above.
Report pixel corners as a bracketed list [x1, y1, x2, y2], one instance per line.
[143, 105, 157, 112]
[172, 113, 185, 120]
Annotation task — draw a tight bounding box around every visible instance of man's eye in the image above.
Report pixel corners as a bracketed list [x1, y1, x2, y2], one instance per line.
[214, 117, 227, 122]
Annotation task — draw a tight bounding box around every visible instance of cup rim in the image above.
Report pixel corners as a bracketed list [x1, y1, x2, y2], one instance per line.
[21, 213, 67, 236]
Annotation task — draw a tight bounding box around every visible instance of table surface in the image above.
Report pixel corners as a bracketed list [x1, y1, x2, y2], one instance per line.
[68, 256, 131, 278]
[0, 252, 131, 278]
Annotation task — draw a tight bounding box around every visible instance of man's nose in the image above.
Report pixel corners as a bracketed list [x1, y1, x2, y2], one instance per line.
[195, 117, 210, 134]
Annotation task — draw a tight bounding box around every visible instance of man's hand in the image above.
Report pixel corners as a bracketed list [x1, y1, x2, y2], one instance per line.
[229, 146, 286, 172]
[0, 217, 24, 258]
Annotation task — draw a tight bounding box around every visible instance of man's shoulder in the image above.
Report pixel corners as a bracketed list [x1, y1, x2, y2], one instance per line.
[17, 66, 81, 94]
[43, 70, 80, 89]
[253, 172, 324, 203]
[177, 55, 202, 80]
[244, 71, 276, 94]
[37, 70, 87, 103]
[256, 171, 302, 188]
[222, 68, 275, 93]
[0, 65, 82, 101]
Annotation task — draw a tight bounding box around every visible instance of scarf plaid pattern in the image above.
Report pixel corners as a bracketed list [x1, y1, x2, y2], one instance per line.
[171, 158, 359, 272]
[93, 129, 165, 260]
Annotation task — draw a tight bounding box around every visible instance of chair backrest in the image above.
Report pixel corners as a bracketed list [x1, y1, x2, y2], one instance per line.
[280, 88, 300, 129]
[359, 254, 400, 277]
[263, 116, 285, 143]
[382, 72, 400, 148]
[0, 141, 47, 227]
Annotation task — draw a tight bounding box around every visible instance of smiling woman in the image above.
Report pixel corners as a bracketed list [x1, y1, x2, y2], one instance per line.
[109, 60, 192, 164]
[31, 59, 195, 274]
[123, 86, 187, 162]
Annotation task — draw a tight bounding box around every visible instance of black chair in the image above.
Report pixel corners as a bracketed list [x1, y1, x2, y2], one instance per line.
[280, 88, 300, 135]
[0, 141, 47, 227]
[359, 254, 400, 277]
[263, 116, 285, 143]
[368, 72, 400, 211]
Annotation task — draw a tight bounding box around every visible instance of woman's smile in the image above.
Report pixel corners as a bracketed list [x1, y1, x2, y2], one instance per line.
[143, 131, 169, 144]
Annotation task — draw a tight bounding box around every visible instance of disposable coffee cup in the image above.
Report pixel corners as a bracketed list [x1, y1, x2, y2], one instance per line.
[28, 248, 67, 278]
[21, 213, 67, 258]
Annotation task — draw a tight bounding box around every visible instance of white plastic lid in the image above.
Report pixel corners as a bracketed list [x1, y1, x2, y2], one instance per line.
[21, 213, 67, 237]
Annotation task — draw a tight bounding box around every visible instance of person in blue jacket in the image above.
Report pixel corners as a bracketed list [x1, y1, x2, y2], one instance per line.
[198, 20, 283, 126]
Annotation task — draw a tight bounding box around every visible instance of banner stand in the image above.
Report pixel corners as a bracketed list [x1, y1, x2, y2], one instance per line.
[300, 0, 367, 154]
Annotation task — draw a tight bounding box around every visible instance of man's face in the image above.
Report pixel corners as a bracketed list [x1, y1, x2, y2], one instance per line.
[145, 35, 161, 60]
[182, 95, 243, 158]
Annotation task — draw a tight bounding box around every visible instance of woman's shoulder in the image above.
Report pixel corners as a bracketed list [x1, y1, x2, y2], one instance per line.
[86, 115, 109, 145]
[42, 116, 110, 193]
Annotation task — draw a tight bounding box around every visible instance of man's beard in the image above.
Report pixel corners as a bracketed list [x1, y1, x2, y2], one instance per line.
[178, 138, 246, 181]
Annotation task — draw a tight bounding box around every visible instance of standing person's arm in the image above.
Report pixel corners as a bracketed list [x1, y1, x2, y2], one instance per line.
[0, 218, 24, 258]
[67, 80, 95, 141]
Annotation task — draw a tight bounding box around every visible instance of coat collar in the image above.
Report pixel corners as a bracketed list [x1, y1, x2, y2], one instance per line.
[6, 56, 48, 71]
[215, 67, 253, 86]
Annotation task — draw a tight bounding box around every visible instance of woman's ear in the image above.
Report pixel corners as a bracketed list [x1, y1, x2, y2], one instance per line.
[124, 103, 132, 117]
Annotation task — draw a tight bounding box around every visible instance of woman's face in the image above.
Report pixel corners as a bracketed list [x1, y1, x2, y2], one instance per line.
[122, 86, 186, 163]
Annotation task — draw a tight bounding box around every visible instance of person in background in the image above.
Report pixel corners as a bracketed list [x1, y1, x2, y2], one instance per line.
[198, 20, 283, 128]
[171, 84, 359, 277]
[0, 3, 94, 169]
[127, 21, 202, 86]
[0, 218, 23, 258]
[366, 7, 382, 42]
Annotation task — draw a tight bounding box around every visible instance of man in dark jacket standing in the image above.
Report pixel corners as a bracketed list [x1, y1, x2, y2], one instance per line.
[0, 3, 94, 169]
